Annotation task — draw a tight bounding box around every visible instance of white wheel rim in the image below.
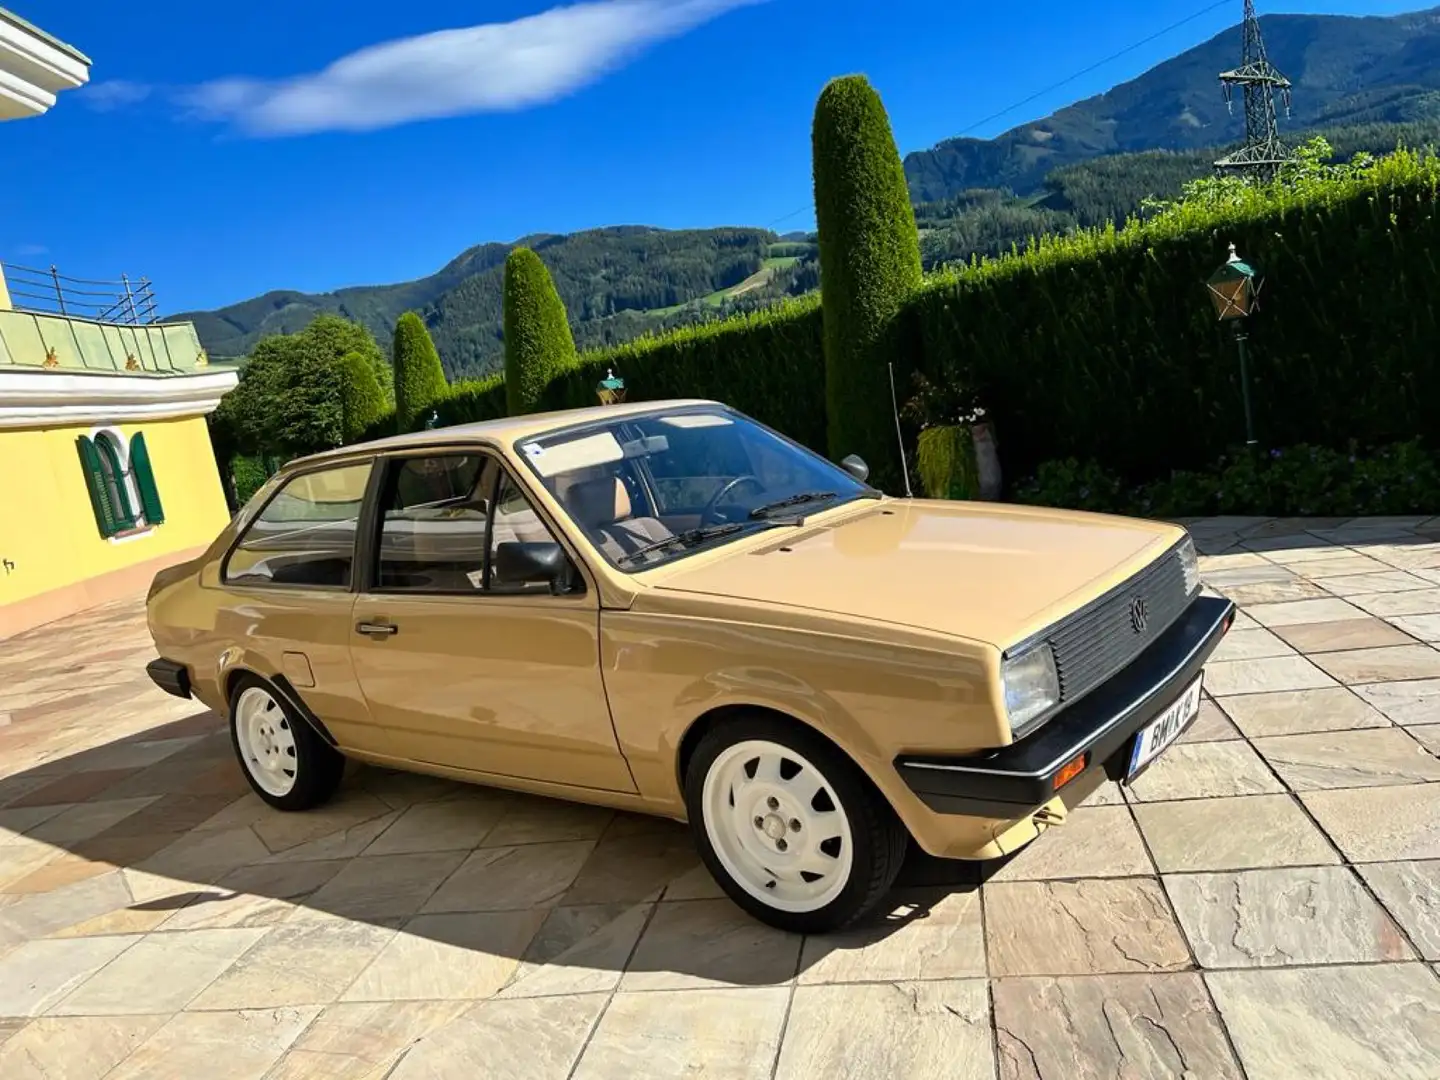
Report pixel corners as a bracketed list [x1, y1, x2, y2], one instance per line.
[235, 686, 299, 797]
[701, 739, 854, 913]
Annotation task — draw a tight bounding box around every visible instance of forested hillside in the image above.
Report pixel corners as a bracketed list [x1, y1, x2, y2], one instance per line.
[903, 5, 1440, 201]
[179, 228, 817, 380]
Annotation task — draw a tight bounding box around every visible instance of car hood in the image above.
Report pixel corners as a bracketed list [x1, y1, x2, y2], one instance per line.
[644, 499, 1181, 649]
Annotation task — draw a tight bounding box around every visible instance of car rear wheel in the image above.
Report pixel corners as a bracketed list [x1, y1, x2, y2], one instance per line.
[685, 716, 908, 934]
[229, 675, 344, 812]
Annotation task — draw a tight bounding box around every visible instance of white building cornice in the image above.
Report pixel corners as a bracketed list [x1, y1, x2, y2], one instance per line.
[0, 9, 90, 121]
[0, 368, 238, 429]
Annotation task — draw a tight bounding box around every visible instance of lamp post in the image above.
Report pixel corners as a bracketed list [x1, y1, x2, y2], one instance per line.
[1206, 243, 1263, 448]
[597, 368, 626, 406]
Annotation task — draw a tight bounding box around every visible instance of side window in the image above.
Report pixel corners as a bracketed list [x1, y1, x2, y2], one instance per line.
[225, 462, 372, 588]
[376, 455, 497, 592]
[489, 473, 570, 595]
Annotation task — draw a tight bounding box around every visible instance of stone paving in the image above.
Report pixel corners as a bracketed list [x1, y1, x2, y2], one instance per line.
[1, 515, 1439, 1079]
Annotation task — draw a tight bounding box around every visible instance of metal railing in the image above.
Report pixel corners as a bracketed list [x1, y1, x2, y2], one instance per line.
[2, 262, 159, 324]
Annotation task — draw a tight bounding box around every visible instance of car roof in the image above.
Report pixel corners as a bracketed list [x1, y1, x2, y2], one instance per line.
[290, 397, 722, 467]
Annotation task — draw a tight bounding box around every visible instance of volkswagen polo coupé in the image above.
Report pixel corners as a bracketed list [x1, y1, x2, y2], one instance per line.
[146, 400, 1233, 932]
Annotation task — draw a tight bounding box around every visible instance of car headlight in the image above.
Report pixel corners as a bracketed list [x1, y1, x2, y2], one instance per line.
[1178, 535, 1200, 596]
[1001, 644, 1060, 733]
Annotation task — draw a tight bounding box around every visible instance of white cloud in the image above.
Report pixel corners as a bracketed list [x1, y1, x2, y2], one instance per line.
[181, 0, 767, 136]
[79, 79, 153, 111]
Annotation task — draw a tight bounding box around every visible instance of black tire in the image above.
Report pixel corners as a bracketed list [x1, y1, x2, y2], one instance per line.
[227, 673, 345, 812]
[684, 714, 909, 934]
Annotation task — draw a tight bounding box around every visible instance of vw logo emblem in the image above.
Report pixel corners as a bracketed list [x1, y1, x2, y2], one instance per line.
[1129, 596, 1149, 634]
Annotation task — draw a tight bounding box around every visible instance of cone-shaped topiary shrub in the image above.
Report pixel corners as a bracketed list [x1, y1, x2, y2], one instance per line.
[338, 350, 388, 442]
[504, 247, 577, 415]
[812, 74, 923, 490]
[392, 311, 448, 431]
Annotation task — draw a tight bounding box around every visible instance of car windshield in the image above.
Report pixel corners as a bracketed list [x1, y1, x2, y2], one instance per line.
[516, 406, 876, 570]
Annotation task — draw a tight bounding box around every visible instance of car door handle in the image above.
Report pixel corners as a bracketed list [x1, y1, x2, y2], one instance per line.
[355, 620, 398, 638]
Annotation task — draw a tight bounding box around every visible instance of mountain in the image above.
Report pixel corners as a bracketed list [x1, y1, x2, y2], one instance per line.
[904, 6, 1440, 201]
[178, 227, 818, 380]
[912, 116, 1440, 267]
[184, 6, 1440, 376]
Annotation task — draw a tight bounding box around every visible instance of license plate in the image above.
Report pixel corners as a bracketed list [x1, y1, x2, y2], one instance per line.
[1126, 676, 1203, 780]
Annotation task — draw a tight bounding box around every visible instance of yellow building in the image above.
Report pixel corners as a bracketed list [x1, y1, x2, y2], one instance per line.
[0, 9, 238, 637]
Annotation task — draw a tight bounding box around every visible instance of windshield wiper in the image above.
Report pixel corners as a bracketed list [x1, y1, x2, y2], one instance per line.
[748, 491, 839, 520]
[616, 522, 751, 566]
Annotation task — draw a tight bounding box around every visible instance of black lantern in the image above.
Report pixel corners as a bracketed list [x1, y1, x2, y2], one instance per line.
[1206, 243, 1262, 447]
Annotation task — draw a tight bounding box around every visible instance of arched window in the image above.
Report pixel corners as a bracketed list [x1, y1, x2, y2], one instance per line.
[75, 428, 166, 538]
[94, 432, 137, 527]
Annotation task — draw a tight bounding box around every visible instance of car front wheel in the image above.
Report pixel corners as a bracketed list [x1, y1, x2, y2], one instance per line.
[228, 675, 345, 812]
[685, 716, 908, 934]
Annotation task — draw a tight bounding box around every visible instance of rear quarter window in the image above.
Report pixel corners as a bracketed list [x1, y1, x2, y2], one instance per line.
[224, 461, 373, 589]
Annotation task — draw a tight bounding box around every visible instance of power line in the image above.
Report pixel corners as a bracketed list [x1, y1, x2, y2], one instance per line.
[763, 0, 1235, 230]
[766, 204, 810, 229]
[954, 0, 1233, 138]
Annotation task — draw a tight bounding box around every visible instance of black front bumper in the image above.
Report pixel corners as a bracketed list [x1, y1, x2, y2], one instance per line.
[896, 595, 1235, 817]
[145, 658, 192, 699]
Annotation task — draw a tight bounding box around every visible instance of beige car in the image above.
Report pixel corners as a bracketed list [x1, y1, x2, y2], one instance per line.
[146, 399, 1234, 932]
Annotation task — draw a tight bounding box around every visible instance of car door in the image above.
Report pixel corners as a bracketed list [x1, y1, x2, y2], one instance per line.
[219, 458, 375, 748]
[348, 448, 636, 793]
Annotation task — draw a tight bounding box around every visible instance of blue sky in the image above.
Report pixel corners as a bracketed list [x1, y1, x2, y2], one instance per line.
[1, 0, 1422, 313]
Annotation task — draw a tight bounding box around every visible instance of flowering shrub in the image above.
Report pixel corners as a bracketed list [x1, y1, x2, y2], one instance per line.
[902, 370, 986, 429]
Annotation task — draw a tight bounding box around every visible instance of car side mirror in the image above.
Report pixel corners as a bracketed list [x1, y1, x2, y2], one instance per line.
[493, 541, 567, 586]
[840, 455, 869, 483]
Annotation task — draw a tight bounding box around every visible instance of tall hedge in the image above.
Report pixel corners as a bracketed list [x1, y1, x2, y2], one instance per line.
[543, 297, 828, 450]
[912, 148, 1440, 482]
[392, 312, 448, 431]
[338, 350, 387, 442]
[504, 248, 577, 415]
[812, 75, 923, 490]
[431, 300, 827, 451]
[431, 374, 508, 428]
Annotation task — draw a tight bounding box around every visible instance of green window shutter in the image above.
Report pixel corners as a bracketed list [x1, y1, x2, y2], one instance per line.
[76, 436, 121, 538]
[93, 435, 138, 530]
[129, 432, 166, 525]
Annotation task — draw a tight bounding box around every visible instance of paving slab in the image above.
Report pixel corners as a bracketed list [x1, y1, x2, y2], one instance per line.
[2, 522, 1439, 1077]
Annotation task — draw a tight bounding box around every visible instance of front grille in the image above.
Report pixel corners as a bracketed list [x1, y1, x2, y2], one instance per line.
[1043, 546, 1191, 706]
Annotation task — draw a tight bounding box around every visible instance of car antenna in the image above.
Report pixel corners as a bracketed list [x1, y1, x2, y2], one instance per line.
[888, 362, 914, 498]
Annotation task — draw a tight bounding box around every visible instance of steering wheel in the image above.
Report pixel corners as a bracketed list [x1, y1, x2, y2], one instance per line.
[700, 475, 764, 526]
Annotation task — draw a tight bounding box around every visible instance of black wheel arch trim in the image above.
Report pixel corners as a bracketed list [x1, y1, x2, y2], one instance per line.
[894, 594, 1235, 817]
[220, 667, 341, 750]
[266, 674, 341, 749]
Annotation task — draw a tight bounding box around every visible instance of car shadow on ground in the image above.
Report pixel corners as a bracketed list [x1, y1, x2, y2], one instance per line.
[6, 516, 1430, 991]
[0, 704, 1004, 989]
